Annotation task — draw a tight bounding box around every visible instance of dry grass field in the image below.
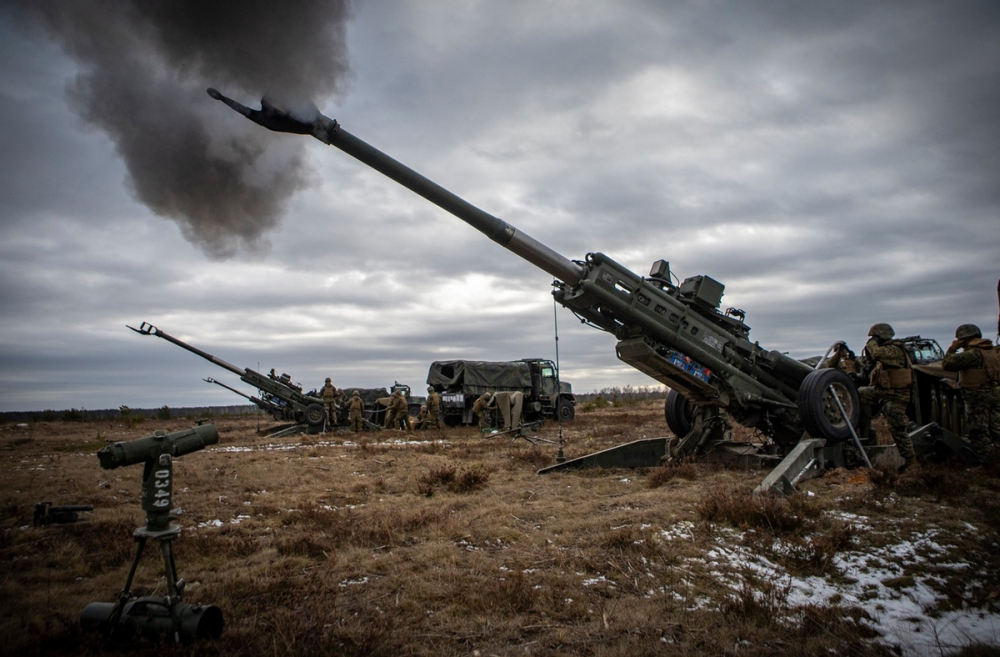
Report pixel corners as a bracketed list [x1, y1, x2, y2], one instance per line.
[3, 402, 1000, 657]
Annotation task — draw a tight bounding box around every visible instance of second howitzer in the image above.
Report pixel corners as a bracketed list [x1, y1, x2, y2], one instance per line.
[129, 322, 327, 429]
[208, 89, 860, 462]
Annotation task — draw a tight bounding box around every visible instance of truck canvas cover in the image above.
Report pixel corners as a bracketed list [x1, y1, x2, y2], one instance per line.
[428, 361, 533, 390]
[341, 387, 389, 405]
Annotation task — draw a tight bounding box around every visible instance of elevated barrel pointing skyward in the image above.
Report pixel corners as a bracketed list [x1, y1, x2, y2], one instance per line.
[127, 321, 244, 376]
[206, 88, 584, 287]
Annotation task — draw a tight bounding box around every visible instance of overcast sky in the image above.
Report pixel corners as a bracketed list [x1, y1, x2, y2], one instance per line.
[1, 1, 998, 413]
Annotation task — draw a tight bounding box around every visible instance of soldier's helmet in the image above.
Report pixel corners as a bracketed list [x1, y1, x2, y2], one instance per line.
[325, 377, 332, 383]
[868, 323, 895, 340]
[427, 386, 434, 393]
[955, 324, 982, 340]
[351, 390, 359, 396]
[483, 392, 492, 401]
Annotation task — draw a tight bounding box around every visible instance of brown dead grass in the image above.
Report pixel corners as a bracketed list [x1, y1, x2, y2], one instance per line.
[1, 406, 998, 656]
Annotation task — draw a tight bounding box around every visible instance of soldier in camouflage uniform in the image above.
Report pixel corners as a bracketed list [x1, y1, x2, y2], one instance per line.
[320, 377, 339, 430]
[425, 386, 442, 430]
[347, 390, 365, 433]
[942, 324, 1000, 466]
[472, 391, 493, 431]
[857, 323, 917, 471]
[384, 390, 410, 431]
[414, 404, 429, 430]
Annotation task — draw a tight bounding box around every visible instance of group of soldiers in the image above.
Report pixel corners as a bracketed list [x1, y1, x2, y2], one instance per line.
[825, 322, 1000, 470]
[317, 375, 525, 435]
[318, 378, 443, 433]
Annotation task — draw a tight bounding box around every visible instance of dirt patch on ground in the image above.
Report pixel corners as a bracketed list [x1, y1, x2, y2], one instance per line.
[2, 404, 998, 656]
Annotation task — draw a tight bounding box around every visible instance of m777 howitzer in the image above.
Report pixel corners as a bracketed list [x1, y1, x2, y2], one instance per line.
[208, 89, 874, 486]
[128, 322, 328, 430]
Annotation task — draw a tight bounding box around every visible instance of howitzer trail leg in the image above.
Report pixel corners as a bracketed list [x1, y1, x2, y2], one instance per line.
[830, 384, 871, 469]
[754, 438, 827, 497]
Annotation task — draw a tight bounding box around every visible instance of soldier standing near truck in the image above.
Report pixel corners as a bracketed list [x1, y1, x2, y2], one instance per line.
[858, 323, 918, 472]
[942, 324, 1000, 467]
[347, 390, 365, 433]
[385, 390, 410, 431]
[425, 386, 442, 430]
[320, 378, 339, 430]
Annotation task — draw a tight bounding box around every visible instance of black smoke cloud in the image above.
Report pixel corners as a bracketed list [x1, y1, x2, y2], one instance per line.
[13, 0, 352, 258]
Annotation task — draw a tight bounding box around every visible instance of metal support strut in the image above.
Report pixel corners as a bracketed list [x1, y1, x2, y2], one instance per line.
[828, 384, 871, 469]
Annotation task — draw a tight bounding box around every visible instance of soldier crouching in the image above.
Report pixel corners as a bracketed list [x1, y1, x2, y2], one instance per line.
[472, 392, 493, 431]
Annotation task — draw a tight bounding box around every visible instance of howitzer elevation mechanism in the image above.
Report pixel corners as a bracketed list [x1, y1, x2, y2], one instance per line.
[208, 88, 863, 482]
[128, 321, 327, 431]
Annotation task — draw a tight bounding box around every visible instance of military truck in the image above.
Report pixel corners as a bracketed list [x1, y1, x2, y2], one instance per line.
[427, 359, 575, 426]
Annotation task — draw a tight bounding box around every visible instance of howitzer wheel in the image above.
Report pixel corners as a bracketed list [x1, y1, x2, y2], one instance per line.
[664, 390, 693, 438]
[303, 403, 325, 428]
[797, 369, 859, 441]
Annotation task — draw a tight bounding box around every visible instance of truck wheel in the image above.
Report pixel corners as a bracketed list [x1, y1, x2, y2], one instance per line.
[664, 390, 692, 437]
[303, 403, 326, 428]
[797, 369, 859, 441]
[557, 399, 575, 422]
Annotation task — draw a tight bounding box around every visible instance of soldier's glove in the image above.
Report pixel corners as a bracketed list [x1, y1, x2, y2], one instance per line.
[946, 338, 964, 355]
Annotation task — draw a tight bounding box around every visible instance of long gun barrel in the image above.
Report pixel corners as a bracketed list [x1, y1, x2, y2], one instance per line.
[204, 377, 282, 415]
[208, 89, 859, 451]
[128, 322, 244, 377]
[206, 88, 583, 287]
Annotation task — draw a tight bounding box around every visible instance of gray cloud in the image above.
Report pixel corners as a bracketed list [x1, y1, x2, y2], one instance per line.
[9, 0, 352, 258]
[1, 1, 998, 412]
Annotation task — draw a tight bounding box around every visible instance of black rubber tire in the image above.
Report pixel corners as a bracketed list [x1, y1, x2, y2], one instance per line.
[797, 368, 860, 441]
[303, 403, 326, 428]
[664, 390, 692, 437]
[556, 398, 575, 422]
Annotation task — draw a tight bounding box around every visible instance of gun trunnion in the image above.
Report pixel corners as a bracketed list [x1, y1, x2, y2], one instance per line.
[208, 89, 864, 469]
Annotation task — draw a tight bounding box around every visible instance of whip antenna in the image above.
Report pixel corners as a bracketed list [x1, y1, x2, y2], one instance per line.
[554, 294, 566, 463]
